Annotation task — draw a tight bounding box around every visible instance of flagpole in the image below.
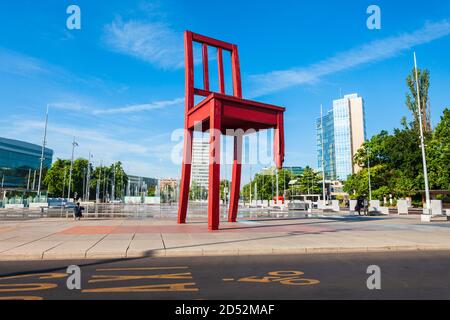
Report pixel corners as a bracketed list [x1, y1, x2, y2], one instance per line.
[37, 105, 49, 199]
[68, 138, 78, 202]
[414, 52, 432, 219]
[321, 105, 326, 204]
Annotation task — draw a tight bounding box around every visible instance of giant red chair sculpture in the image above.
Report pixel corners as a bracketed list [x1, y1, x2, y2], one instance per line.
[178, 31, 285, 231]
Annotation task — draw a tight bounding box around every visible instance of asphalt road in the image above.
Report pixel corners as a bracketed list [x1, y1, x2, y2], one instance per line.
[0, 251, 449, 300]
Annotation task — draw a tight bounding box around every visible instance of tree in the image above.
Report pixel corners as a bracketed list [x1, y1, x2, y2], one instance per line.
[428, 108, 450, 190]
[220, 180, 231, 201]
[242, 168, 293, 201]
[43, 159, 71, 197]
[406, 67, 431, 133]
[289, 166, 322, 195]
[44, 160, 128, 201]
[44, 158, 88, 199]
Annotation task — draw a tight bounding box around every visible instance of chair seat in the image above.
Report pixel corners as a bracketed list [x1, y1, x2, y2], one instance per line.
[187, 93, 285, 133]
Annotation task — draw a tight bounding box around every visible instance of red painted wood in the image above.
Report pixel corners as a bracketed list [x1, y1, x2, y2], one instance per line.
[179, 31, 285, 230]
[184, 32, 194, 112]
[208, 100, 222, 231]
[202, 44, 210, 92]
[177, 128, 193, 224]
[217, 48, 225, 94]
[228, 135, 243, 222]
[231, 45, 242, 98]
[191, 32, 234, 51]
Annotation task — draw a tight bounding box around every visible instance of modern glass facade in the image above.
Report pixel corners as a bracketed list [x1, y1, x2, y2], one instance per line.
[317, 94, 366, 181]
[0, 137, 53, 188]
[283, 166, 305, 176]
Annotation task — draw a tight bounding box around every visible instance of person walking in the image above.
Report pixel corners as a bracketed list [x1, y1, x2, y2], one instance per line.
[363, 197, 370, 216]
[356, 196, 364, 216]
[73, 202, 85, 221]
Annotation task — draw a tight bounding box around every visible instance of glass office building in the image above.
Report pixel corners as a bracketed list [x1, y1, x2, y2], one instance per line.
[317, 94, 366, 181]
[283, 166, 305, 176]
[0, 137, 53, 188]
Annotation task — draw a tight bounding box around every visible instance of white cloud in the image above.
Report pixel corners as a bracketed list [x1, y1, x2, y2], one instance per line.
[0, 48, 50, 76]
[14, 120, 149, 156]
[104, 19, 184, 70]
[49, 102, 86, 111]
[92, 97, 184, 115]
[249, 20, 450, 97]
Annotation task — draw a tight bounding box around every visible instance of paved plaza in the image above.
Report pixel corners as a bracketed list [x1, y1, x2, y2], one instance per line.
[0, 211, 450, 261]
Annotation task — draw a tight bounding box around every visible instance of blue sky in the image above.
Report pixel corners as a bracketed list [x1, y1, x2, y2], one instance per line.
[1, 0, 449, 181]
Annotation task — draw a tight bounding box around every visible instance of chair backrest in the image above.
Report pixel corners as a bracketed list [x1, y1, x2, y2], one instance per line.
[184, 31, 242, 112]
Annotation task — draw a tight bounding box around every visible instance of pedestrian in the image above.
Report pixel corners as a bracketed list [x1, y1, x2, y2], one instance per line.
[363, 197, 370, 216]
[356, 196, 364, 216]
[73, 202, 85, 221]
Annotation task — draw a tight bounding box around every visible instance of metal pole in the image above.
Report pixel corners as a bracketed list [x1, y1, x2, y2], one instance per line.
[321, 105, 326, 204]
[414, 52, 431, 213]
[86, 152, 92, 201]
[32, 170, 36, 191]
[367, 146, 372, 201]
[82, 168, 86, 201]
[37, 105, 49, 199]
[249, 164, 252, 205]
[61, 167, 67, 216]
[27, 169, 31, 190]
[276, 169, 279, 203]
[67, 138, 78, 201]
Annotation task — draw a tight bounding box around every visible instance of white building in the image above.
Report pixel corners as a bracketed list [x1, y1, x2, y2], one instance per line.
[191, 138, 209, 189]
[317, 93, 367, 181]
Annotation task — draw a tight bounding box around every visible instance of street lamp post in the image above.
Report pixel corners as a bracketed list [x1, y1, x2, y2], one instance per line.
[414, 52, 432, 221]
[67, 138, 79, 202]
[367, 146, 372, 201]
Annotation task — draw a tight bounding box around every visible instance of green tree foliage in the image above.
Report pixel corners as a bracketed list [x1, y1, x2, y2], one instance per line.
[345, 108, 450, 199]
[190, 181, 207, 200]
[44, 158, 88, 198]
[242, 168, 293, 201]
[289, 166, 323, 195]
[428, 108, 450, 190]
[44, 160, 127, 200]
[406, 68, 431, 133]
[43, 159, 71, 197]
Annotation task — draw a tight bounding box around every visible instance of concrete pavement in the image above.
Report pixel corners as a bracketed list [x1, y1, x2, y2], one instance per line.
[0, 213, 450, 261]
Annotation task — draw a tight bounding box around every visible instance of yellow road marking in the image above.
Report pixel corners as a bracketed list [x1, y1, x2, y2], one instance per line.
[222, 278, 235, 282]
[0, 283, 57, 293]
[96, 266, 189, 272]
[280, 278, 320, 286]
[82, 282, 199, 293]
[89, 272, 193, 283]
[235, 271, 320, 286]
[0, 296, 44, 300]
[0, 273, 67, 281]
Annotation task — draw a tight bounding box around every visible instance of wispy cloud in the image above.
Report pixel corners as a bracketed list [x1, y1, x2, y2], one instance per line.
[249, 20, 450, 97]
[92, 97, 184, 115]
[49, 102, 86, 111]
[104, 18, 184, 70]
[0, 48, 50, 77]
